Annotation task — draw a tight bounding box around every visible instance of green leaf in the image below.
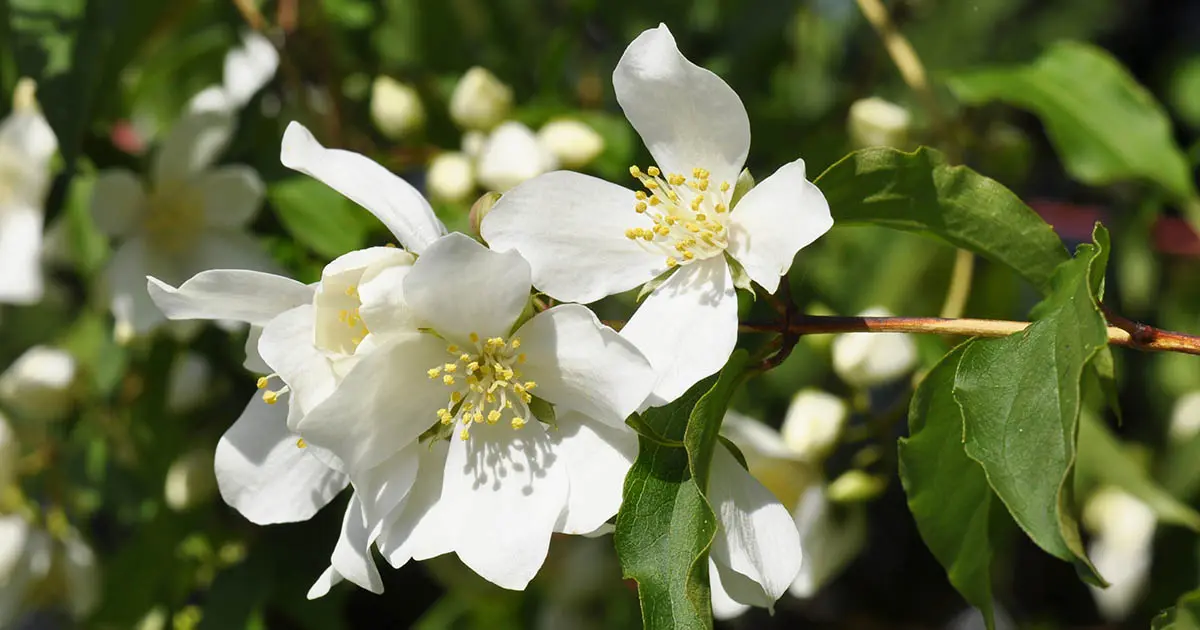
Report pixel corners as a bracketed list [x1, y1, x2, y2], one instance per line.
[949, 42, 1197, 202]
[1153, 588, 1200, 630]
[814, 146, 1068, 294]
[269, 178, 371, 259]
[614, 352, 747, 630]
[898, 344, 997, 629]
[955, 225, 1111, 585]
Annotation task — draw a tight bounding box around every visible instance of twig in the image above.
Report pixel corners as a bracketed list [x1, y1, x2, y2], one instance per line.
[231, 0, 266, 31]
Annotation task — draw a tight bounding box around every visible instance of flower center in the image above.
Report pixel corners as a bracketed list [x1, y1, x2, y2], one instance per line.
[427, 332, 537, 441]
[315, 283, 370, 355]
[144, 182, 205, 254]
[624, 165, 733, 269]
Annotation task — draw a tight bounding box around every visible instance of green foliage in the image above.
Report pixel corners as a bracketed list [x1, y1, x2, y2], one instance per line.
[1154, 589, 1200, 630]
[268, 178, 373, 259]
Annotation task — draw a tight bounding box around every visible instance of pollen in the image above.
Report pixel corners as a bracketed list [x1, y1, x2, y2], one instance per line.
[625, 163, 733, 268]
[296, 438, 307, 449]
[427, 334, 541, 441]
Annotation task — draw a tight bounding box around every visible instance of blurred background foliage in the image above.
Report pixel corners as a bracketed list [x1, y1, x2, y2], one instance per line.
[3, 0, 1200, 628]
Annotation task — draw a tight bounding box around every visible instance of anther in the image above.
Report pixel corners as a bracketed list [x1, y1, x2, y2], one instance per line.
[647, 166, 661, 177]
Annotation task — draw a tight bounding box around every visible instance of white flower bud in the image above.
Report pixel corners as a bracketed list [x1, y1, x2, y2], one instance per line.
[476, 121, 558, 192]
[1169, 391, 1200, 443]
[826, 469, 886, 503]
[164, 448, 217, 511]
[1083, 487, 1156, 621]
[536, 119, 604, 169]
[1082, 487, 1155, 550]
[461, 130, 487, 160]
[832, 307, 917, 388]
[780, 389, 848, 462]
[427, 151, 475, 202]
[0, 346, 77, 421]
[0, 413, 17, 490]
[848, 97, 911, 149]
[370, 76, 425, 139]
[449, 67, 513, 131]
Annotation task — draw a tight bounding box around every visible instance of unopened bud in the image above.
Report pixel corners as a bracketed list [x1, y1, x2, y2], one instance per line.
[1082, 487, 1156, 546]
[826, 470, 886, 503]
[0, 413, 17, 490]
[0, 346, 77, 421]
[832, 307, 917, 388]
[370, 76, 425, 139]
[1169, 391, 1200, 443]
[469, 191, 502, 238]
[12, 78, 38, 112]
[462, 130, 487, 160]
[164, 448, 217, 511]
[449, 67, 513, 131]
[781, 389, 848, 462]
[537, 119, 604, 169]
[476, 121, 558, 192]
[427, 151, 475, 202]
[848, 97, 911, 148]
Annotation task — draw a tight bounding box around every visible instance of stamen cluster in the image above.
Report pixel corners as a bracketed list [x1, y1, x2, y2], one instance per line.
[427, 333, 537, 440]
[624, 165, 732, 268]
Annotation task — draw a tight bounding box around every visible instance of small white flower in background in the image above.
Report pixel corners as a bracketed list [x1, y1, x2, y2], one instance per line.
[449, 67, 513, 131]
[0, 78, 58, 305]
[847, 96, 911, 149]
[164, 447, 218, 511]
[832, 307, 918, 388]
[370, 76, 425, 139]
[537, 118, 605, 169]
[476, 121, 558, 192]
[189, 30, 279, 115]
[0, 346, 77, 422]
[781, 389, 848, 462]
[426, 152, 475, 202]
[0, 515, 98, 627]
[1168, 390, 1200, 443]
[0, 413, 17, 490]
[483, 24, 832, 404]
[1082, 487, 1156, 621]
[461, 129, 487, 160]
[92, 111, 278, 336]
[295, 233, 654, 594]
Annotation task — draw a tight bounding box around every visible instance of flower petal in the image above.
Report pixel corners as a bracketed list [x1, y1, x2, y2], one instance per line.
[244, 326, 271, 373]
[709, 557, 752, 620]
[720, 411, 799, 461]
[516, 304, 653, 426]
[352, 440, 420, 536]
[197, 165, 265, 229]
[357, 262, 420, 339]
[403, 232, 530, 342]
[328, 494, 383, 595]
[378, 440, 455, 567]
[620, 256, 738, 405]
[708, 445, 803, 610]
[613, 24, 749, 186]
[147, 270, 313, 326]
[280, 122, 445, 253]
[153, 111, 234, 184]
[106, 237, 183, 335]
[297, 333, 450, 473]
[552, 411, 637, 535]
[442, 420, 568, 589]
[726, 158, 831, 293]
[184, 230, 281, 277]
[257, 304, 338, 420]
[788, 485, 866, 599]
[482, 171, 667, 304]
[215, 395, 349, 525]
[223, 30, 279, 106]
[0, 109, 57, 165]
[90, 170, 146, 237]
[0, 204, 43, 305]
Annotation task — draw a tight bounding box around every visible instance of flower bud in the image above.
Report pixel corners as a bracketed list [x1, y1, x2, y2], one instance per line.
[476, 121, 558, 192]
[826, 469, 886, 503]
[1083, 487, 1156, 621]
[469, 191, 502, 238]
[1082, 487, 1155, 549]
[0, 413, 17, 490]
[780, 389, 848, 462]
[164, 448, 217, 511]
[1169, 391, 1200, 443]
[832, 307, 917, 388]
[449, 67, 513, 131]
[462, 130, 487, 160]
[427, 151, 475, 202]
[0, 346, 77, 421]
[536, 119, 604, 169]
[370, 76, 425, 139]
[847, 97, 911, 148]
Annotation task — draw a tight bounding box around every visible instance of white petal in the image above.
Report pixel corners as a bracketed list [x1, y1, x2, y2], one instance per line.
[788, 486, 866, 599]
[244, 326, 272, 373]
[187, 85, 233, 115]
[153, 111, 234, 184]
[297, 333, 450, 473]
[402, 232, 530, 342]
[357, 261, 419, 339]
[620, 256, 738, 405]
[197, 165, 265, 228]
[280, 122, 445, 253]
[306, 566, 342, 600]
[0, 204, 43, 304]
[378, 440, 455, 567]
[223, 30, 279, 106]
[721, 411, 797, 461]
[106, 237, 182, 335]
[314, 247, 415, 353]
[90, 170, 146, 237]
[352, 441, 420, 536]
[475, 121, 558, 192]
[709, 557, 752, 620]
[726, 158, 831, 293]
[0, 109, 57, 165]
[147, 270, 313, 326]
[184, 230, 281, 277]
[215, 395, 348, 525]
[553, 411, 637, 535]
[443, 420, 568, 589]
[613, 24, 749, 186]
[708, 446, 802, 610]
[482, 171, 667, 304]
[330, 494, 384, 594]
[257, 304, 338, 419]
[516, 304, 653, 426]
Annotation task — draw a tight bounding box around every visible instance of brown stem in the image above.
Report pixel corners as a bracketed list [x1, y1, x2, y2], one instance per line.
[231, 0, 266, 31]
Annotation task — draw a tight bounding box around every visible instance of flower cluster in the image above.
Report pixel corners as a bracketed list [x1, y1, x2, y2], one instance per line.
[147, 23, 833, 613]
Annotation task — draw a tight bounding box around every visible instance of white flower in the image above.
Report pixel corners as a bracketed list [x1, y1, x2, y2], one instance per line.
[476, 121, 558, 192]
[296, 233, 655, 592]
[427, 152, 475, 202]
[449, 67, 513, 131]
[1169, 391, 1200, 443]
[780, 389, 848, 462]
[92, 111, 277, 335]
[189, 31, 279, 115]
[537, 119, 604, 169]
[847, 96, 911, 148]
[832, 307, 918, 388]
[0, 413, 16, 491]
[482, 24, 832, 403]
[0, 345, 77, 422]
[370, 76, 425, 139]
[0, 78, 58, 305]
[1082, 487, 1156, 621]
